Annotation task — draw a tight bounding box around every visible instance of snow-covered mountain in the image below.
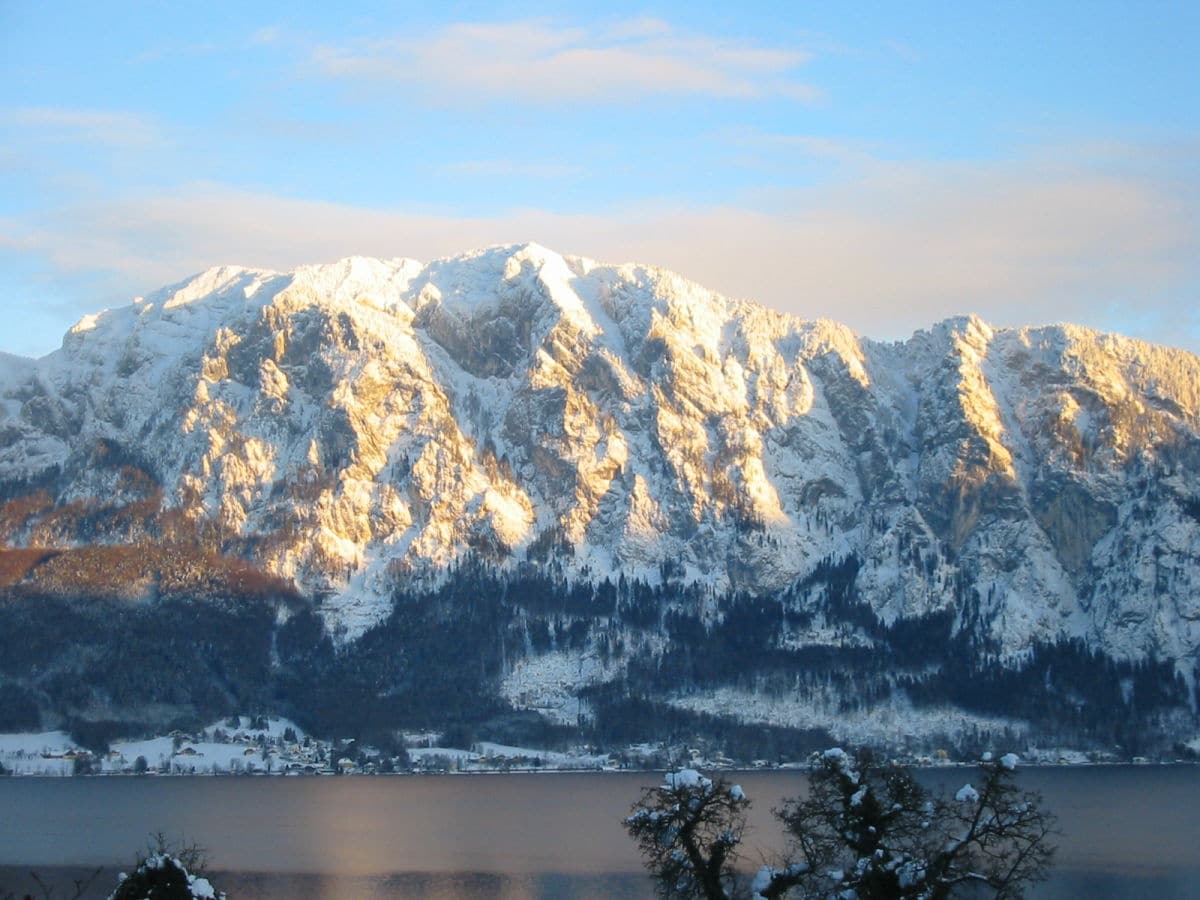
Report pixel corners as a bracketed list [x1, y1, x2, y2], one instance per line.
[2, 243, 1198, 749]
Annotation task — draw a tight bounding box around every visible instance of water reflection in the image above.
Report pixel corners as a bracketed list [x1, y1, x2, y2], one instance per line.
[2, 767, 1198, 898]
[220, 871, 651, 900]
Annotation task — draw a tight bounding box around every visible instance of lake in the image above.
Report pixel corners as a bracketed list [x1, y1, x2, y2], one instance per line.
[1, 766, 1196, 898]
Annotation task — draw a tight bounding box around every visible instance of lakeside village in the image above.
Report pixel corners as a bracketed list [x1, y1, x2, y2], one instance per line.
[1, 716, 1173, 777]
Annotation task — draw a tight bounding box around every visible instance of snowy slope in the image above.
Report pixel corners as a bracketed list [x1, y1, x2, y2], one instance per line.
[1, 243, 1198, 677]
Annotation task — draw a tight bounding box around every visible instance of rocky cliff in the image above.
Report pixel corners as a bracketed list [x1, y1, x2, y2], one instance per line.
[2, 243, 1197, 750]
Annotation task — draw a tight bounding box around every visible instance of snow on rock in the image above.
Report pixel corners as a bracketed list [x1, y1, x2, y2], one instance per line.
[1000, 752, 1020, 771]
[955, 784, 979, 803]
[2, 242, 1200, 705]
[500, 647, 625, 725]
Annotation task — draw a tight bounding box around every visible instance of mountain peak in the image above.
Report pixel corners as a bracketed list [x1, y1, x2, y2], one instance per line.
[2, 247, 1198, 662]
[4, 247, 1199, 753]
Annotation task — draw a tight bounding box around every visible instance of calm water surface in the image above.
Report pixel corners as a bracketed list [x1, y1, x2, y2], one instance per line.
[1, 767, 1196, 898]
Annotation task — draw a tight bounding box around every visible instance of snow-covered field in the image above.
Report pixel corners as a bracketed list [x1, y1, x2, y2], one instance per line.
[0, 717, 307, 776]
[0, 717, 614, 777]
[0, 731, 77, 775]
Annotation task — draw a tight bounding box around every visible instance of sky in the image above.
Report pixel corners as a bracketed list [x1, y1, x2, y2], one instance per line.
[1, 1, 1198, 357]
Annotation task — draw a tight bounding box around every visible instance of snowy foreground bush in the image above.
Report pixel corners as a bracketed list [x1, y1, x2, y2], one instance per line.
[625, 748, 1055, 899]
[0, 837, 224, 900]
[107, 855, 222, 900]
[108, 846, 224, 900]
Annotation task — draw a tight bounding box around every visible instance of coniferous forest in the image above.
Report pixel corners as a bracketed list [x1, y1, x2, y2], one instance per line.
[0, 552, 1192, 759]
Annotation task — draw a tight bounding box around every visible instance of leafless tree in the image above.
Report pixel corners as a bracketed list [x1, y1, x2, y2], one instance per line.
[0, 867, 100, 900]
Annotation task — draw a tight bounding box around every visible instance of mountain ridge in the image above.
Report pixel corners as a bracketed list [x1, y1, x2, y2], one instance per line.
[1, 243, 1198, 749]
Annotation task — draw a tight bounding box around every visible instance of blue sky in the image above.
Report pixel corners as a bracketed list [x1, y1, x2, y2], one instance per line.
[2, 1, 1197, 356]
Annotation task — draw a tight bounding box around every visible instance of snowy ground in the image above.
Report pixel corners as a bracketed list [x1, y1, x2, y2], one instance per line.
[475, 741, 609, 769]
[0, 718, 611, 777]
[0, 713, 1176, 777]
[0, 731, 77, 775]
[666, 688, 1027, 747]
[404, 741, 609, 771]
[105, 738, 270, 775]
[0, 717, 309, 776]
[500, 648, 626, 725]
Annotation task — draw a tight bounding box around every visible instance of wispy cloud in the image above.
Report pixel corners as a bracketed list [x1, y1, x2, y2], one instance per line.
[132, 24, 288, 62]
[309, 18, 818, 104]
[439, 160, 582, 179]
[721, 127, 876, 166]
[881, 39, 921, 63]
[5, 141, 1197, 353]
[251, 25, 284, 46]
[1, 106, 165, 148]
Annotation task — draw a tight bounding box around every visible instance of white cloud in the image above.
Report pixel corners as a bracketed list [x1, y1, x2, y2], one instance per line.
[1, 106, 164, 147]
[309, 18, 818, 104]
[5, 143, 1198, 353]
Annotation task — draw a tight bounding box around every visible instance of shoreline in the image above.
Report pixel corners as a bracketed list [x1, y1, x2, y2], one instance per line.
[2, 758, 1195, 779]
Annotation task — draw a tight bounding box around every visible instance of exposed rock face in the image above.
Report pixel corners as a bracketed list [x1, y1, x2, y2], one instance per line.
[2, 243, 1199, 675]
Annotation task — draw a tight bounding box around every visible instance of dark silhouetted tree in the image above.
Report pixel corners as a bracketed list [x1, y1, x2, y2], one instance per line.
[624, 769, 750, 899]
[627, 750, 1055, 900]
[757, 748, 1055, 898]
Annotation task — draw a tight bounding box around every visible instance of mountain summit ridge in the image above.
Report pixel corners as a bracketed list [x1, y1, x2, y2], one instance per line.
[2, 245, 1199, 685]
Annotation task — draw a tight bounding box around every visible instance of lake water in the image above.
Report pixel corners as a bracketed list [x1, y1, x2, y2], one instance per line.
[1, 767, 1197, 898]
